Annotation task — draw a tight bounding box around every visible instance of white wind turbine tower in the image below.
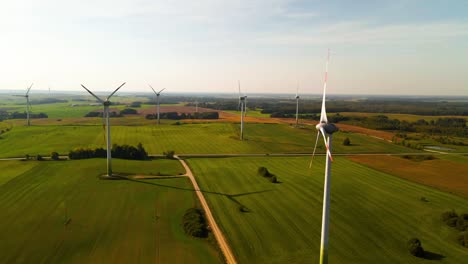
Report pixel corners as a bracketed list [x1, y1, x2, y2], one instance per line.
[81, 82, 126, 177]
[14, 83, 33, 126]
[238, 80, 247, 140]
[149, 85, 165, 125]
[309, 50, 338, 264]
[295, 83, 300, 127]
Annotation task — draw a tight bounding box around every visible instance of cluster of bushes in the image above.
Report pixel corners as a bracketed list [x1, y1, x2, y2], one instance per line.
[257, 167, 278, 183]
[407, 238, 425, 257]
[120, 108, 138, 115]
[4, 111, 48, 119]
[146, 111, 219, 120]
[84, 111, 122, 117]
[343, 137, 351, 146]
[401, 155, 436, 162]
[182, 208, 208, 238]
[69, 143, 148, 160]
[0, 127, 11, 135]
[441, 210, 468, 247]
[163, 150, 175, 159]
[112, 143, 148, 160]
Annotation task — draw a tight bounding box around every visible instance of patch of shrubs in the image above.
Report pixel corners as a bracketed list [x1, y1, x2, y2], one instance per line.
[163, 150, 175, 159]
[182, 208, 208, 238]
[51, 152, 60, 160]
[84, 111, 122, 117]
[407, 238, 425, 257]
[120, 108, 138, 115]
[146, 111, 219, 120]
[69, 143, 148, 160]
[257, 167, 278, 183]
[343, 137, 351, 146]
[458, 232, 468, 247]
[401, 155, 436, 162]
[441, 210, 468, 247]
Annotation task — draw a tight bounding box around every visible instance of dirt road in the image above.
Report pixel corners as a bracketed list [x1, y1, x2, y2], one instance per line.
[175, 156, 237, 264]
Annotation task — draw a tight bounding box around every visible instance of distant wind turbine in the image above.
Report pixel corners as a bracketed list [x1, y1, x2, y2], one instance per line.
[149, 85, 165, 125]
[81, 82, 126, 177]
[238, 80, 247, 140]
[309, 50, 338, 264]
[295, 83, 300, 127]
[13, 83, 33, 126]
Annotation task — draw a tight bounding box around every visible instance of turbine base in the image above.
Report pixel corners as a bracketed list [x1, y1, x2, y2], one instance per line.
[99, 174, 124, 180]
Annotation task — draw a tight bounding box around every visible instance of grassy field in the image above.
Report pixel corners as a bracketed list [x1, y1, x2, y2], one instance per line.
[0, 122, 414, 157]
[0, 159, 221, 263]
[187, 156, 468, 263]
[223, 109, 270, 118]
[348, 155, 468, 198]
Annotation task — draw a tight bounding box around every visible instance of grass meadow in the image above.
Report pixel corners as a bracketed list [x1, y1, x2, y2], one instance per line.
[187, 156, 468, 263]
[0, 159, 221, 264]
[0, 122, 414, 158]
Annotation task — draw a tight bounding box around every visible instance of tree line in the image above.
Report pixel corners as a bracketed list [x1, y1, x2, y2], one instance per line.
[69, 143, 148, 160]
[146, 111, 219, 120]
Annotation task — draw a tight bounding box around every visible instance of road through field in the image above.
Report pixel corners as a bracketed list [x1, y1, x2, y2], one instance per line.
[176, 156, 237, 264]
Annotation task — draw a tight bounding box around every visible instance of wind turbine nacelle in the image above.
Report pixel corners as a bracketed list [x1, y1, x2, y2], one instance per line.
[324, 123, 339, 134]
[103, 101, 111, 106]
[296, 96, 300, 99]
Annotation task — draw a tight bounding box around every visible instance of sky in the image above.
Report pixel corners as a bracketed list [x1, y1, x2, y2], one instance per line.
[1, 0, 467, 95]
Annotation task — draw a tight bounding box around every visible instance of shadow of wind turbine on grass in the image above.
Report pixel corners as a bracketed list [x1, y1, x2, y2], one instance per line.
[122, 176, 272, 211]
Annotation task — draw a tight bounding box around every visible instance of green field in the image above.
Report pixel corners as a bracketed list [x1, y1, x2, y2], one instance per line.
[0, 123, 414, 158]
[0, 159, 221, 263]
[187, 156, 468, 263]
[224, 109, 270, 118]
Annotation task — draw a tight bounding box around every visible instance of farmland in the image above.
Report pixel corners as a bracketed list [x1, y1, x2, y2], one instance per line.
[0, 122, 414, 158]
[187, 156, 468, 263]
[0, 159, 221, 263]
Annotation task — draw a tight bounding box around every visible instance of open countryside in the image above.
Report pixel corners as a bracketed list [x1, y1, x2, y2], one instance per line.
[2, 1, 468, 263]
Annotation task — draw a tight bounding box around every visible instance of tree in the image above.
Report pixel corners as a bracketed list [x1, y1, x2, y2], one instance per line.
[51, 152, 60, 160]
[343, 137, 351, 146]
[407, 238, 425, 257]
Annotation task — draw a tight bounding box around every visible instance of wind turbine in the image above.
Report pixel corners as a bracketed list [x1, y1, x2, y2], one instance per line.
[81, 82, 126, 177]
[310, 50, 338, 264]
[14, 83, 33, 126]
[149, 85, 165, 125]
[295, 83, 300, 127]
[238, 80, 247, 140]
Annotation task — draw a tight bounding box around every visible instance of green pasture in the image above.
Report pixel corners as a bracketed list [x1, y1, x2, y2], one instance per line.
[187, 156, 468, 263]
[0, 159, 221, 263]
[224, 109, 270, 118]
[0, 123, 414, 158]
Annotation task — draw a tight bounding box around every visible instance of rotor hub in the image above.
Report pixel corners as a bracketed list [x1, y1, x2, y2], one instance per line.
[103, 101, 111, 106]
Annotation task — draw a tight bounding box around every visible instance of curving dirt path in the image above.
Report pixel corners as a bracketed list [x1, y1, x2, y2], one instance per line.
[175, 156, 237, 264]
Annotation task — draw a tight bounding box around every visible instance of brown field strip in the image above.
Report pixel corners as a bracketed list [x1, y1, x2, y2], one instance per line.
[348, 155, 468, 198]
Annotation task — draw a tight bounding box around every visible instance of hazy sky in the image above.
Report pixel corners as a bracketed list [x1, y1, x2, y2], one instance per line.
[1, 0, 467, 95]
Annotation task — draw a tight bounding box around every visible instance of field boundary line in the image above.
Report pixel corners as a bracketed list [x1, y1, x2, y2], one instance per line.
[175, 155, 237, 264]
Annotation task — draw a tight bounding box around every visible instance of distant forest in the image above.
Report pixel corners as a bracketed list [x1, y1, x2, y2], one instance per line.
[202, 99, 468, 116]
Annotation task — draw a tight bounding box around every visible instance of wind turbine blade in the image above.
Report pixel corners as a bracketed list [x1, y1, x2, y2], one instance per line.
[26, 83, 33, 95]
[309, 131, 321, 168]
[107, 82, 126, 100]
[296, 81, 299, 97]
[157, 88, 166, 94]
[148, 84, 157, 94]
[319, 49, 330, 124]
[81, 84, 104, 103]
[319, 126, 333, 162]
